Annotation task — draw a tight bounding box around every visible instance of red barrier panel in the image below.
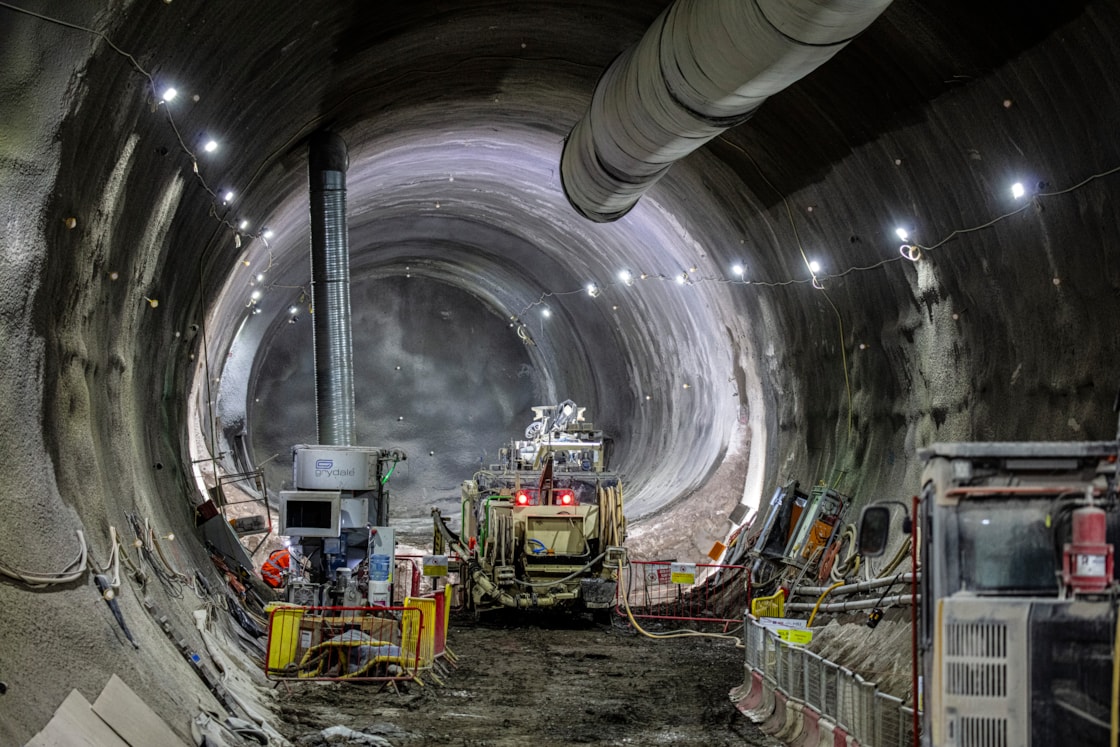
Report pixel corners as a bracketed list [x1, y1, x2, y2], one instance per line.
[790, 707, 821, 747]
[621, 560, 750, 626]
[733, 669, 765, 715]
[394, 554, 464, 609]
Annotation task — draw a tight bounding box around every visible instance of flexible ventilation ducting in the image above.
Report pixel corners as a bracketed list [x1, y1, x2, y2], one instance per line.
[561, 0, 893, 222]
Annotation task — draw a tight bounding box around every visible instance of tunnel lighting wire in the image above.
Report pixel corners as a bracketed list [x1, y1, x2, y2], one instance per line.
[732, 141, 856, 437]
[10, 0, 1120, 289]
[0, 530, 88, 587]
[0, 1, 271, 246]
[820, 290, 853, 438]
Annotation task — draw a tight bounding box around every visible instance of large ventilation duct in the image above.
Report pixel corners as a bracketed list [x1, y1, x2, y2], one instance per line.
[308, 131, 356, 446]
[561, 0, 893, 222]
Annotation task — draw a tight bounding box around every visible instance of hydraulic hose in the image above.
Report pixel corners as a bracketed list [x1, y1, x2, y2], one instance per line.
[513, 552, 607, 589]
[806, 581, 844, 627]
[618, 560, 743, 646]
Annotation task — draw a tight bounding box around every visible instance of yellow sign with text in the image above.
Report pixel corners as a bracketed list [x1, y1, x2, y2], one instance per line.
[670, 562, 696, 585]
[777, 629, 814, 645]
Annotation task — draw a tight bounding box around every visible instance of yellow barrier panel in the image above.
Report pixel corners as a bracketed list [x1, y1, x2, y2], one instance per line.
[266, 605, 305, 672]
[402, 597, 438, 669]
[750, 590, 785, 618]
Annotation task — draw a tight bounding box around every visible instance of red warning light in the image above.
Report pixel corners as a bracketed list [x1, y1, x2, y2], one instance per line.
[557, 491, 574, 506]
[515, 491, 530, 506]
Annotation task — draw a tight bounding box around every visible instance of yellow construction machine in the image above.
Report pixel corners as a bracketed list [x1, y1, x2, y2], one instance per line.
[433, 401, 626, 617]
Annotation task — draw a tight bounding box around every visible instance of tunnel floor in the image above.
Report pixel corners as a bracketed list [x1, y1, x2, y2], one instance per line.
[272, 616, 780, 747]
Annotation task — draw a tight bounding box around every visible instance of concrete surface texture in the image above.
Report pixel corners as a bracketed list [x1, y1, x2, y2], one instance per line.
[1, 0, 1119, 743]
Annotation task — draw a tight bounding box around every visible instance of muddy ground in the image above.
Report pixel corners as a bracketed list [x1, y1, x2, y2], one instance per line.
[274, 613, 782, 747]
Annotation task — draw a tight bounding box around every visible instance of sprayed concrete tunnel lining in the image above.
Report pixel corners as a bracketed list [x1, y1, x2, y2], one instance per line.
[3, 0, 1120, 743]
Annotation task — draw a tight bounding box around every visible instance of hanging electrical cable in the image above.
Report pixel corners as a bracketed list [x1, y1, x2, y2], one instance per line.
[0, 530, 88, 587]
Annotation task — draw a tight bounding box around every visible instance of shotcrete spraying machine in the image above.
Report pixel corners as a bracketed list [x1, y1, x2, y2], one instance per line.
[433, 401, 627, 616]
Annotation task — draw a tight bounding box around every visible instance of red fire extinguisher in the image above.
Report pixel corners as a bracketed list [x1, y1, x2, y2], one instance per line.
[1062, 502, 1114, 594]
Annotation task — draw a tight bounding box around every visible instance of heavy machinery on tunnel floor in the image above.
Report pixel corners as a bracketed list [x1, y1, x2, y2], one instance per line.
[859, 441, 1120, 747]
[433, 401, 627, 616]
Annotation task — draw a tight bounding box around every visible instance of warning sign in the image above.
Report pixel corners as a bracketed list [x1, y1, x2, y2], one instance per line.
[777, 629, 814, 645]
[670, 563, 696, 585]
[422, 555, 449, 577]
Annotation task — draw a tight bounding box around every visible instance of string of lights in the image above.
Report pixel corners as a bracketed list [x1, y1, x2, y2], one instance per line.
[0, 1, 275, 303]
[7, 1, 1120, 329]
[514, 159, 1120, 320]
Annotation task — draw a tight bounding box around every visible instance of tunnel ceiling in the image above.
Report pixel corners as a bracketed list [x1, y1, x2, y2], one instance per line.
[5, 0, 1120, 537]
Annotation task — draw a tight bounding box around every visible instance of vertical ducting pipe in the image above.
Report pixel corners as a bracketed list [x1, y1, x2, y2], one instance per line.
[308, 131, 355, 446]
[561, 0, 893, 222]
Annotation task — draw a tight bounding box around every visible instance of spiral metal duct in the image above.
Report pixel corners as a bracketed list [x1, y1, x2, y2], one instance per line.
[308, 131, 356, 446]
[561, 0, 893, 222]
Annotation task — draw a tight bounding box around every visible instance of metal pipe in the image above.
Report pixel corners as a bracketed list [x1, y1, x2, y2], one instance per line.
[561, 0, 893, 222]
[308, 131, 355, 446]
[785, 594, 918, 613]
[793, 573, 916, 598]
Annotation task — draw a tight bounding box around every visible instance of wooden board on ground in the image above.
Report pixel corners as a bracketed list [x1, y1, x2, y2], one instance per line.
[25, 689, 130, 747]
[91, 674, 190, 747]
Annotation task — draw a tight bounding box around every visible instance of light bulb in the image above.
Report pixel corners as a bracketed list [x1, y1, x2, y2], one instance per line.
[223, 190, 235, 203]
[1011, 182, 1025, 199]
[618, 269, 633, 285]
[203, 140, 218, 153]
[250, 289, 262, 301]
[239, 220, 250, 230]
[732, 263, 744, 277]
[808, 261, 821, 274]
[541, 308, 552, 318]
[263, 229, 274, 239]
[161, 87, 177, 102]
[586, 283, 600, 297]
[895, 227, 909, 241]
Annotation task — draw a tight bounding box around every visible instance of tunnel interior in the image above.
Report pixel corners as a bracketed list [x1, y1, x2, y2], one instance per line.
[3, 0, 1120, 742]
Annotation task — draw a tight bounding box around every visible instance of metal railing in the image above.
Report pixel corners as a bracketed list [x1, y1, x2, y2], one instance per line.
[620, 560, 749, 626]
[394, 554, 463, 610]
[744, 616, 919, 746]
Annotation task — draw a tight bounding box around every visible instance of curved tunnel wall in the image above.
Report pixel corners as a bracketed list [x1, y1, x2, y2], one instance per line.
[2, 0, 1120, 742]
